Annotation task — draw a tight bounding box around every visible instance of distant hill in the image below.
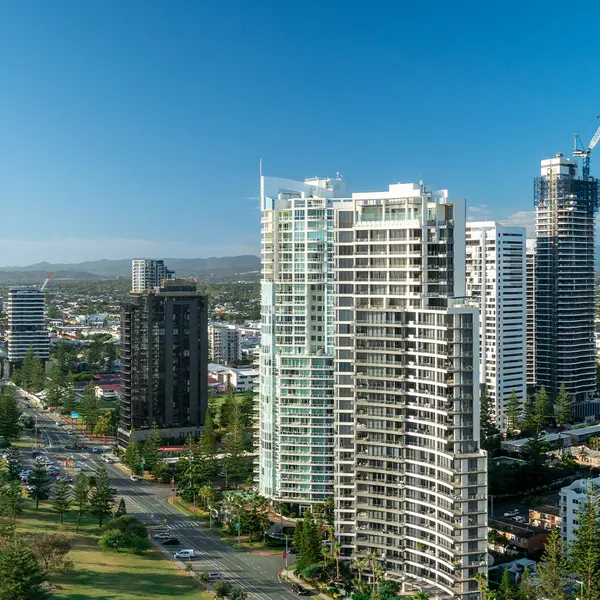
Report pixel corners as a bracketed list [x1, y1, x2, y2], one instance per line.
[0, 256, 261, 281]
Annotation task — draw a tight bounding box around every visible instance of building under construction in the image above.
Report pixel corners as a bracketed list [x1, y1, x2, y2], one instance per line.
[534, 154, 598, 407]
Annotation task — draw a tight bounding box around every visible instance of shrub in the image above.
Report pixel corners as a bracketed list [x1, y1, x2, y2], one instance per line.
[213, 580, 233, 598]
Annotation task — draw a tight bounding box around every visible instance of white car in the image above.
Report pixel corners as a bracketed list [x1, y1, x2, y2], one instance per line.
[208, 572, 223, 580]
[130, 476, 139, 482]
[152, 532, 171, 540]
[67, 430, 74, 435]
[174, 549, 196, 559]
[503, 509, 520, 518]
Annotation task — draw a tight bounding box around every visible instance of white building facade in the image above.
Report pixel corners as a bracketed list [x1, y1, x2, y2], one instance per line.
[131, 259, 174, 293]
[258, 175, 347, 505]
[559, 476, 600, 545]
[466, 222, 527, 430]
[209, 324, 242, 365]
[7, 286, 50, 363]
[526, 240, 536, 388]
[334, 183, 488, 599]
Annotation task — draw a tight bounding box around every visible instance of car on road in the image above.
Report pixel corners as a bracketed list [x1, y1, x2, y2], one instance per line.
[174, 549, 195, 559]
[513, 515, 526, 523]
[152, 532, 171, 539]
[130, 476, 139, 482]
[162, 538, 180, 546]
[91, 448, 102, 453]
[503, 509, 520, 518]
[56, 475, 73, 483]
[65, 445, 74, 450]
[102, 456, 114, 464]
[67, 430, 74, 435]
[208, 572, 223, 580]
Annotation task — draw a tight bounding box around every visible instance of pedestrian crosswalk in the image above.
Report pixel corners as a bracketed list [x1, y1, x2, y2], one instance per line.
[167, 522, 201, 529]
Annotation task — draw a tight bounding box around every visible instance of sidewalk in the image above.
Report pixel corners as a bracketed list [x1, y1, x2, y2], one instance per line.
[279, 568, 331, 599]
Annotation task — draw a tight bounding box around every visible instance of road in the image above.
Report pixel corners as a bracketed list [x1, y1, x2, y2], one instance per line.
[18, 394, 299, 600]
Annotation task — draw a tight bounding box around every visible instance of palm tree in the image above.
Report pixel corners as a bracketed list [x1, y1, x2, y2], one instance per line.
[333, 541, 341, 582]
[474, 572, 488, 600]
[198, 484, 214, 510]
[352, 557, 368, 590]
[367, 550, 378, 586]
[321, 545, 329, 567]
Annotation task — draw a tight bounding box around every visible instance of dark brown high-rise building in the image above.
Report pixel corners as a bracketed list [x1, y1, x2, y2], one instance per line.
[118, 279, 208, 446]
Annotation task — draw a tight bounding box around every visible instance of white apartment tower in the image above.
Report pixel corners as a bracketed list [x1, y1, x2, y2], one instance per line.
[466, 223, 526, 430]
[526, 240, 536, 388]
[209, 324, 241, 365]
[7, 286, 50, 363]
[131, 259, 174, 293]
[334, 183, 488, 600]
[258, 175, 347, 506]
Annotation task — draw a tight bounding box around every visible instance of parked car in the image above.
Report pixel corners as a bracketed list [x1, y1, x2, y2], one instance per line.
[208, 572, 223, 579]
[67, 430, 74, 436]
[503, 509, 519, 518]
[513, 515, 526, 523]
[162, 538, 180, 546]
[152, 532, 171, 539]
[174, 549, 195, 559]
[91, 448, 102, 453]
[102, 457, 114, 464]
[291, 584, 308, 596]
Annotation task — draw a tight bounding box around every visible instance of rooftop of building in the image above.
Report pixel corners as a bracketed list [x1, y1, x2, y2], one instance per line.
[564, 424, 600, 437]
[502, 433, 570, 448]
[490, 518, 549, 538]
[560, 476, 600, 495]
[529, 505, 560, 517]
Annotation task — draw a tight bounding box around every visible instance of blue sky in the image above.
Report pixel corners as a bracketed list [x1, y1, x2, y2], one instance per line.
[0, 0, 599, 265]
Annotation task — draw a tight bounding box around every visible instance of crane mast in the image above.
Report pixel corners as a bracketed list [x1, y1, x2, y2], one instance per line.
[573, 119, 600, 179]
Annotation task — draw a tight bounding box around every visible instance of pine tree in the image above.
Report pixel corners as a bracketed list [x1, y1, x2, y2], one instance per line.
[570, 486, 600, 600]
[298, 509, 321, 567]
[294, 518, 306, 570]
[554, 384, 572, 426]
[220, 387, 237, 429]
[0, 388, 22, 441]
[198, 411, 218, 478]
[534, 386, 549, 430]
[61, 375, 77, 415]
[124, 438, 143, 475]
[79, 382, 100, 432]
[523, 432, 550, 470]
[519, 568, 537, 600]
[505, 390, 522, 437]
[27, 464, 52, 510]
[45, 363, 64, 408]
[537, 527, 569, 600]
[72, 474, 89, 533]
[19, 347, 36, 390]
[479, 386, 497, 446]
[223, 404, 248, 485]
[0, 538, 49, 600]
[142, 424, 162, 471]
[115, 498, 127, 517]
[29, 355, 45, 393]
[522, 395, 536, 431]
[51, 479, 72, 524]
[498, 568, 517, 600]
[239, 390, 256, 429]
[88, 465, 115, 527]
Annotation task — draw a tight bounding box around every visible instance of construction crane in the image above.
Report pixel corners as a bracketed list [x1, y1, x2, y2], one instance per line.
[573, 117, 600, 179]
[40, 271, 52, 292]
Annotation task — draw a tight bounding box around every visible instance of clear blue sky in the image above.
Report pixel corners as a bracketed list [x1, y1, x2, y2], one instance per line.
[0, 0, 599, 265]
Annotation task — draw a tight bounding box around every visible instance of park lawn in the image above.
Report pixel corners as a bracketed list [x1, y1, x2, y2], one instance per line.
[17, 499, 212, 600]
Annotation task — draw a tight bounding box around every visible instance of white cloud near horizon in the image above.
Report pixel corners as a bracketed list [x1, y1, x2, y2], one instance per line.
[0, 236, 260, 268]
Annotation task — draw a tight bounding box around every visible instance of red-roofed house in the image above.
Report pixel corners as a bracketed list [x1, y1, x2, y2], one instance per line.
[95, 383, 121, 399]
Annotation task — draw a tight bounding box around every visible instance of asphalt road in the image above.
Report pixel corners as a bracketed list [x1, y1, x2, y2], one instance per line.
[18, 395, 299, 600]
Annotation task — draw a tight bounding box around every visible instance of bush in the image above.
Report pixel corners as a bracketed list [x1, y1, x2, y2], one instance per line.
[196, 572, 209, 583]
[213, 580, 233, 598]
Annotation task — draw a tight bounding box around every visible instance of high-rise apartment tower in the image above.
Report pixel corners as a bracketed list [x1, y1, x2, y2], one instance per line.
[7, 286, 49, 364]
[534, 155, 598, 407]
[466, 222, 526, 430]
[334, 183, 488, 600]
[131, 259, 174, 293]
[118, 279, 208, 446]
[526, 240, 536, 388]
[209, 324, 242, 365]
[258, 175, 348, 506]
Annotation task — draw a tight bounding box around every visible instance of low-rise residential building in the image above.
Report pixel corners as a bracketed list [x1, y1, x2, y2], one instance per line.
[208, 363, 258, 392]
[559, 476, 600, 544]
[95, 383, 121, 400]
[490, 518, 551, 552]
[563, 424, 600, 446]
[528, 505, 561, 530]
[569, 446, 600, 469]
[501, 433, 571, 455]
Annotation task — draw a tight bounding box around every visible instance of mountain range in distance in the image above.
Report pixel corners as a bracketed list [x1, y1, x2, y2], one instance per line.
[0, 256, 261, 282]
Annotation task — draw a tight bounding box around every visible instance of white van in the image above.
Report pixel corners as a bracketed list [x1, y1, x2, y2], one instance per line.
[174, 549, 196, 559]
